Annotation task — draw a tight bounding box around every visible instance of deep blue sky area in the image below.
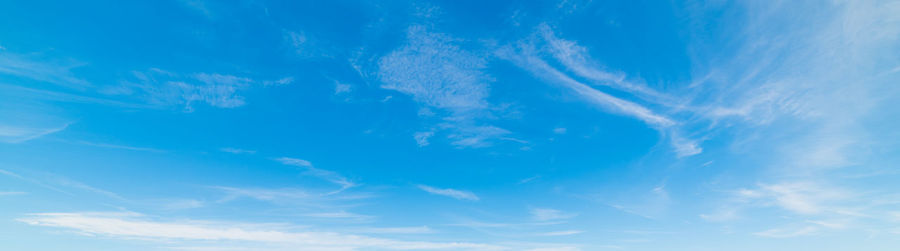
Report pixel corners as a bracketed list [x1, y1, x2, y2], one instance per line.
[1, 1, 900, 250]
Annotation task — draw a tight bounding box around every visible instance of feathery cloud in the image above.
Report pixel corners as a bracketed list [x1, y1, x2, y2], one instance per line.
[417, 185, 479, 201]
[275, 157, 357, 191]
[377, 25, 513, 148]
[0, 51, 90, 88]
[530, 208, 576, 222]
[0, 123, 69, 143]
[106, 69, 292, 111]
[19, 212, 503, 250]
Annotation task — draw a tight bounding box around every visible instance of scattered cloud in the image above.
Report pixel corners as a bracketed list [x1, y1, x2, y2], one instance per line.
[417, 185, 479, 201]
[0, 191, 26, 196]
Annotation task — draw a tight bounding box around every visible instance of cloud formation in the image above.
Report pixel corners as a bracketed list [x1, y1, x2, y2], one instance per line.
[417, 185, 479, 201]
[377, 25, 514, 148]
[106, 69, 292, 111]
[19, 212, 503, 250]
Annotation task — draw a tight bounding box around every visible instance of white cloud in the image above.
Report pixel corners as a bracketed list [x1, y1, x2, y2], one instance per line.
[378, 25, 489, 112]
[414, 131, 434, 147]
[0, 123, 69, 143]
[525, 248, 582, 251]
[74, 140, 165, 152]
[0, 51, 91, 89]
[497, 24, 705, 157]
[0, 191, 26, 196]
[753, 226, 818, 238]
[500, 51, 673, 127]
[302, 211, 372, 220]
[536, 23, 674, 105]
[19, 212, 503, 250]
[219, 147, 256, 154]
[536, 230, 583, 236]
[417, 185, 479, 201]
[284, 30, 332, 59]
[211, 186, 371, 212]
[274, 157, 313, 167]
[334, 82, 352, 94]
[162, 199, 206, 210]
[447, 125, 511, 148]
[275, 157, 356, 191]
[107, 69, 290, 111]
[214, 186, 311, 202]
[737, 182, 849, 215]
[530, 208, 576, 221]
[0, 169, 124, 200]
[552, 127, 567, 134]
[350, 226, 434, 234]
[377, 25, 513, 148]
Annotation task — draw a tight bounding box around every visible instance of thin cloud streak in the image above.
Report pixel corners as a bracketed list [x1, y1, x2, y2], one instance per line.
[417, 185, 479, 201]
[274, 157, 357, 192]
[498, 48, 673, 127]
[0, 123, 70, 143]
[19, 212, 504, 250]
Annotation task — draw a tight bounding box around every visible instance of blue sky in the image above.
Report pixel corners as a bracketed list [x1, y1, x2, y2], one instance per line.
[1, 0, 900, 250]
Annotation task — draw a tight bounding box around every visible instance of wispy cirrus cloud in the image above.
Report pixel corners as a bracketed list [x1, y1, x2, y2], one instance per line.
[0, 169, 123, 200]
[213, 186, 312, 203]
[104, 69, 292, 111]
[417, 185, 479, 201]
[536, 23, 676, 106]
[349, 226, 434, 235]
[0, 123, 70, 143]
[536, 230, 583, 236]
[0, 51, 91, 89]
[689, 0, 900, 237]
[274, 157, 357, 192]
[498, 49, 673, 127]
[19, 212, 504, 250]
[530, 208, 576, 222]
[219, 147, 256, 154]
[496, 30, 699, 156]
[72, 140, 165, 153]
